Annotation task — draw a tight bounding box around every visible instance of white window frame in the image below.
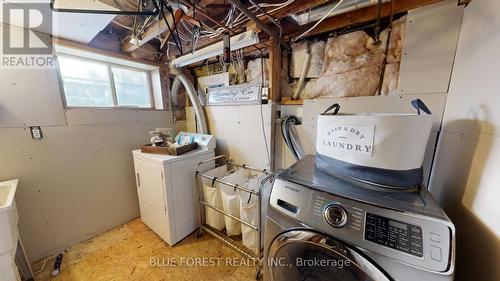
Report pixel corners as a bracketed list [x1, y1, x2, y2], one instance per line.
[56, 53, 156, 110]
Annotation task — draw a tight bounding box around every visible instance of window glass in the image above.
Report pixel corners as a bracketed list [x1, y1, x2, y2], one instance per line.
[112, 67, 151, 108]
[58, 56, 114, 107]
[57, 54, 154, 109]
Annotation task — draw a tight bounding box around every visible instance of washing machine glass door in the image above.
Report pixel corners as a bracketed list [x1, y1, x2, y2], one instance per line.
[269, 230, 390, 281]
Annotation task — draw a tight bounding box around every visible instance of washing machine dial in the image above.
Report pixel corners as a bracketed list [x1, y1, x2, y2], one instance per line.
[324, 204, 348, 228]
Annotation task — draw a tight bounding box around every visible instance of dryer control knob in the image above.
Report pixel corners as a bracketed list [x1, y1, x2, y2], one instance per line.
[324, 204, 348, 228]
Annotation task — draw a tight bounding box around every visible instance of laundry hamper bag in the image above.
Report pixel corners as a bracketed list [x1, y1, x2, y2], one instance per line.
[315, 99, 433, 188]
[201, 165, 228, 230]
[220, 169, 248, 236]
[238, 174, 270, 254]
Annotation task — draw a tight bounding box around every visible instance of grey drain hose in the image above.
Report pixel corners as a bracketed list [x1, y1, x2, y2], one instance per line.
[281, 116, 305, 161]
[171, 73, 208, 134]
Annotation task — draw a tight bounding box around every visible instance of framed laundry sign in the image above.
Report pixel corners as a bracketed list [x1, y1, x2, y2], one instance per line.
[207, 83, 261, 105]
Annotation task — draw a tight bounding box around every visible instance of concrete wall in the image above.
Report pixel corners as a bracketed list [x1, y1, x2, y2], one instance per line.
[0, 31, 173, 262]
[428, 0, 500, 279]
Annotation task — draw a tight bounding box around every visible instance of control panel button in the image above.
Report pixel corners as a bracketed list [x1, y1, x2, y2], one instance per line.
[430, 232, 441, 242]
[324, 204, 348, 228]
[430, 246, 442, 262]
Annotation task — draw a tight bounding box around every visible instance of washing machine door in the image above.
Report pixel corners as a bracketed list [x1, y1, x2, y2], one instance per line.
[268, 230, 391, 281]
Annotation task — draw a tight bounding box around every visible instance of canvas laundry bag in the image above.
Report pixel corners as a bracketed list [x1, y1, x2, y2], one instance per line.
[220, 169, 248, 236]
[315, 99, 433, 188]
[238, 174, 270, 254]
[201, 165, 228, 230]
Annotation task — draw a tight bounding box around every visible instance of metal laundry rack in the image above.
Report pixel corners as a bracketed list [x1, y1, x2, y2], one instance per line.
[195, 155, 274, 279]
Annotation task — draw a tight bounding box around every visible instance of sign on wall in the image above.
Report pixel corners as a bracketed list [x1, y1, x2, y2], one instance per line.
[207, 83, 261, 106]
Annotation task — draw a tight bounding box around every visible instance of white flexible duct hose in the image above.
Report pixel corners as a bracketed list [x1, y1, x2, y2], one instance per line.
[292, 52, 310, 100]
[171, 73, 208, 134]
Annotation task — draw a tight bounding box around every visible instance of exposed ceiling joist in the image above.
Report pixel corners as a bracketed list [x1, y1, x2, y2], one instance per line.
[122, 8, 183, 52]
[229, 0, 288, 48]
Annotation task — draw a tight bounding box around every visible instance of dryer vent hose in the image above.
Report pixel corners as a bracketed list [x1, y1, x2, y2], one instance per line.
[171, 73, 208, 134]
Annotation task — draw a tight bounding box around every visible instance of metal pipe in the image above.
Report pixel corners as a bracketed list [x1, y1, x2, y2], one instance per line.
[228, 0, 288, 49]
[197, 173, 260, 195]
[289, 0, 386, 26]
[196, 155, 227, 167]
[200, 226, 258, 261]
[257, 173, 274, 259]
[50, 0, 160, 16]
[227, 162, 269, 174]
[170, 72, 208, 133]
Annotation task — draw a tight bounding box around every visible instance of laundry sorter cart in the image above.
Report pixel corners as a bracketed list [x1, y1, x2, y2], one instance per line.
[195, 155, 274, 279]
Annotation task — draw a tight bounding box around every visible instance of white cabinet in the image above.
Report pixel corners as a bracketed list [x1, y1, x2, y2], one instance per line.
[133, 149, 214, 245]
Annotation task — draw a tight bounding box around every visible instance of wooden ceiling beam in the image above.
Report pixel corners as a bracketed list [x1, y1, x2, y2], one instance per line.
[55, 37, 160, 67]
[122, 8, 183, 52]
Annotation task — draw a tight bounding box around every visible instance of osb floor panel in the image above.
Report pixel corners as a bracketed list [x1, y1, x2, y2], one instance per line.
[32, 218, 255, 281]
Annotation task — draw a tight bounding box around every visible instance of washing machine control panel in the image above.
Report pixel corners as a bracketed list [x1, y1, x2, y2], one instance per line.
[270, 179, 455, 274]
[364, 213, 423, 257]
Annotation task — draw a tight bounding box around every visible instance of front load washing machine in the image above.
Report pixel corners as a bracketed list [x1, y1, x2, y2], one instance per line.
[264, 156, 455, 281]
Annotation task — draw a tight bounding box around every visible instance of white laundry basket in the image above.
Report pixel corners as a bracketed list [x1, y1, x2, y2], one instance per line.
[201, 166, 228, 230]
[220, 169, 248, 236]
[315, 99, 433, 188]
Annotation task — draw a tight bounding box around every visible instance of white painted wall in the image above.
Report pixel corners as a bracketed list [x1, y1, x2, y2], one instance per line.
[398, 0, 464, 94]
[429, 0, 500, 279]
[187, 104, 274, 170]
[0, 29, 173, 262]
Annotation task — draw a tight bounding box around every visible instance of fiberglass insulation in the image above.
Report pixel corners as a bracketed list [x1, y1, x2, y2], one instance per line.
[300, 16, 407, 99]
[379, 16, 407, 95]
[246, 58, 269, 87]
[291, 40, 326, 78]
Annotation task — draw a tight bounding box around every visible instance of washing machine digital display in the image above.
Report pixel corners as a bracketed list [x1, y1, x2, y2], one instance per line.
[364, 213, 423, 257]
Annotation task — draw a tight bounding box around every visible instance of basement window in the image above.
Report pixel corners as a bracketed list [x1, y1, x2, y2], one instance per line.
[57, 54, 154, 109]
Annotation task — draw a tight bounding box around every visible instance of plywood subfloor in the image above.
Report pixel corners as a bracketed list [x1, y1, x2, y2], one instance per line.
[32, 218, 255, 281]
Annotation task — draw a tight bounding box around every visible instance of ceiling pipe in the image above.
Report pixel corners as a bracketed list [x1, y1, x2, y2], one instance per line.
[228, 0, 289, 49]
[288, 0, 387, 26]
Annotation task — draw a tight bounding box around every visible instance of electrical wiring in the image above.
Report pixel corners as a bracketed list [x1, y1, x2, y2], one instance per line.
[160, 2, 183, 54]
[112, 20, 135, 31]
[230, 0, 294, 28]
[33, 257, 50, 274]
[294, 0, 345, 40]
[156, 0, 293, 60]
[248, 0, 283, 37]
[165, 41, 178, 61]
[258, 53, 271, 168]
[198, 0, 294, 39]
[164, 1, 183, 54]
[230, 48, 245, 83]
